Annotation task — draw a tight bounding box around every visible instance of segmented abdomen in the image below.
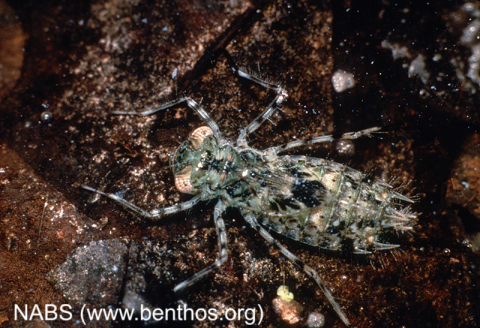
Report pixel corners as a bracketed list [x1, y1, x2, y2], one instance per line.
[255, 157, 416, 254]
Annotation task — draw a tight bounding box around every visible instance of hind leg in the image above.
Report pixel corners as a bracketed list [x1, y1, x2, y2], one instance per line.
[242, 211, 351, 327]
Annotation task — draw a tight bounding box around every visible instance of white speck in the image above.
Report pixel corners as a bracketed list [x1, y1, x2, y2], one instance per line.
[460, 19, 480, 45]
[467, 44, 480, 85]
[408, 54, 430, 84]
[463, 3, 475, 12]
[172, 68, 178, 80]
[381, 40, 411, 60]
[332, 70, 355, 93]
[461, 181, 469, 189]
[307, 312, 325, 328]
[336, 140, 355, 156]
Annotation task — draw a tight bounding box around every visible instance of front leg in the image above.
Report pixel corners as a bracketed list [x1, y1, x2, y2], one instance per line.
[235, 69, 288, 147]
[174, 200, 229, 293]
[113, 96, 224, 142]
[264, 126, 382, 156]
[81, 185, 203, 220]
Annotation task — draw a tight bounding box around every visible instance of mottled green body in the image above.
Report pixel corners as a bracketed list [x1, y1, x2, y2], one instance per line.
[174, 130, 415, 255]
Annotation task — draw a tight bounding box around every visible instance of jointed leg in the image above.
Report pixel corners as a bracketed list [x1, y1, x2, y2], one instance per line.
[174, 200, 228, 293]
[81, 185, 203, 220]
[242, 211, 351, 327]
[235, 69, 288, 147]
[264, 126, 382, 155]
[113, 97, 223, 141]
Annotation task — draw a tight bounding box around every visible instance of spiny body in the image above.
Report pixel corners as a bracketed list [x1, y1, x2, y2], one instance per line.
[174, 126, 415, 255]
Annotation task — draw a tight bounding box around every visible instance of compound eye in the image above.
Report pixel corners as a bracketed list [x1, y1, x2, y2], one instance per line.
[174, 165, 194, 193]
[190, 126, 213, 150]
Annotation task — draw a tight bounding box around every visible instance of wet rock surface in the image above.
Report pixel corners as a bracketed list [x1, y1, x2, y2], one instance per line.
[46, 239, 129, 309]
[1, 0, 480, 327]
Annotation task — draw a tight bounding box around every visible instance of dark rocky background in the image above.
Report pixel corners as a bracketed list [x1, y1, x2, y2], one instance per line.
[1, 0, 480, 327]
